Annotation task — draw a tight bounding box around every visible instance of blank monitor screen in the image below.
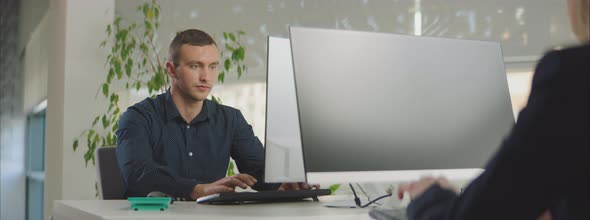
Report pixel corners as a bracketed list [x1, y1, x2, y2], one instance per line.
[289, 27, 514, 177]
[264, 36, 306, 183]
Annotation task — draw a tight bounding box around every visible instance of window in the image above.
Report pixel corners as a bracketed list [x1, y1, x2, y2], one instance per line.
[25, 106, 46, 220]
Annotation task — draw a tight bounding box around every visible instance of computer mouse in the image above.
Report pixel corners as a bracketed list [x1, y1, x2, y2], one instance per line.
[147, 191, 169, 198]
[147, 191, 173, 204]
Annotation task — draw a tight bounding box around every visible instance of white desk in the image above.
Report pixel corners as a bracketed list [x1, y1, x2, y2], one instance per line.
[53, 196, 376, 220]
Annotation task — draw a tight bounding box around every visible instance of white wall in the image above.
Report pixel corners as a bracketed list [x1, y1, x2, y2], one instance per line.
[44, 0, 115, 219]
[23, 13, 49, 113]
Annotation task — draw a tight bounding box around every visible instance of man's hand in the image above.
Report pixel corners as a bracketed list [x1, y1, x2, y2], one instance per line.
[397, 176, 457, 200]
[277, 182, 320, 191]
[191, 174, 258, 199]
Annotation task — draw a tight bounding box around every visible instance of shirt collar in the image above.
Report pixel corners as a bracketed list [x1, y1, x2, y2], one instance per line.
[164, 88, 214, 123]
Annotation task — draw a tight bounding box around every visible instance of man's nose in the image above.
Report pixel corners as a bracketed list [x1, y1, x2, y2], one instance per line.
[199, 69, 212, 82]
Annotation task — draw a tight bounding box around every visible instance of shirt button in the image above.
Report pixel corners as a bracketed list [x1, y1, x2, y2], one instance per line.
[186, 125, 190, 129]
[188, 152, 193, 157]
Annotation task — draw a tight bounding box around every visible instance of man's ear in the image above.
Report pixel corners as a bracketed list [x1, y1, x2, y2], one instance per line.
[165, 61, 176, 79]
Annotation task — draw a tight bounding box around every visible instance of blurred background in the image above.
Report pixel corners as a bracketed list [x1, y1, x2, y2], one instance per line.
[0, 0, 578, 219]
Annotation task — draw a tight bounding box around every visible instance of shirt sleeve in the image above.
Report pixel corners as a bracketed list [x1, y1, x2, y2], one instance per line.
[406, 50, 589, 219]
[229, 110, 281, 191]
[116, 107, 201, 199]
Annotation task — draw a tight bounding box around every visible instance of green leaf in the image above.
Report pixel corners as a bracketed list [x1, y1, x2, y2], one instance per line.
[227, 160, 235, 176]
[106, 133, 112, 146]
[112, 123, 118, 133]
[125, 82, 129, 89]
[140, 43, 148, 53]
[142, 57, 147, 66]
[229, 33, 236, 42]
[102, 115, 109, 129]
[87, 129, 95, 144]
[113, 107, 120, 115]
[105, 55, 112, 66]
[111, 115, 118, 125]
[121, 30, 128, 42]
[231, 50, 239, 61]
[223, 32, 228, 40]
[106, 24, 112, 36]
[121, 46, 127, 61]
[102, 83, 109, 97]
[154, 7, 160, 19]
[225, 44, 235, 51]
[114, 17, 122, 28]
[212, 95, 222, 104]
[126, 58, 133, 77]
[329, 184, 341, 194]
[218, 71, 225, 83]
[73, 139, 79, 151]
[238, 30, 246, 35]
[92, 116, 100, 126]
[147, 81, 154, 94]
[224, 58, 230, 71]
[142, 4, 149, 16]
[94, 133, 99, 144]
[107, 68, 114, 83]
[237, 46, 245, 60]
[144, 20, 152, 30]
[115, 58, 122, 79]
[84, 149, 93, 167]
[99, 40, 107, 48]
[155, 69, 164, 88]
[135, 81, 141, 91]
[147, 9, 154, 19]
[237, 66, 242, 79]
[111, 114, 119, 125]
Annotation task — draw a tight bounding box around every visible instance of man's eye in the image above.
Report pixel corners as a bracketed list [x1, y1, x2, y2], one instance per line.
[210, 65, 217, 70]
[190, 65, 200, 69]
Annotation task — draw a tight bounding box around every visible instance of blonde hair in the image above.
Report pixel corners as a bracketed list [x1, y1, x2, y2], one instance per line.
[570, 0, 590, 42]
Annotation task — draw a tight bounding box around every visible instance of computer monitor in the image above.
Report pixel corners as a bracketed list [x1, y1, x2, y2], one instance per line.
[289, 27, 514, 183]
[264, 36, 306, 183]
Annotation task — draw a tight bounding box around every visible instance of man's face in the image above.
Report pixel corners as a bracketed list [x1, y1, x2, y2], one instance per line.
[169, 44, 219, 102]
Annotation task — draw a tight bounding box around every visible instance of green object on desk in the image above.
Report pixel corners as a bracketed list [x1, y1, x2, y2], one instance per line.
[127, 197, 171, 211]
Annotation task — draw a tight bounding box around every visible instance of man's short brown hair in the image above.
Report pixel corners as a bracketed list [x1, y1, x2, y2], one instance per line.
[169, 29, 217, 65]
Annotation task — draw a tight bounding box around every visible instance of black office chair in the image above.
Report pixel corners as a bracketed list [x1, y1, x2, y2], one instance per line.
[96, 147, 126, 199]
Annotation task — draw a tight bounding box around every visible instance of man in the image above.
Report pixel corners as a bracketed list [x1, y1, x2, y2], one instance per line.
[397, 0, 589, 219]
[116, 29, 308, 200]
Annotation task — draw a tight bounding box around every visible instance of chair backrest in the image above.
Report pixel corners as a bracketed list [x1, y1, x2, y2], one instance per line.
[96, 147, 126, 199]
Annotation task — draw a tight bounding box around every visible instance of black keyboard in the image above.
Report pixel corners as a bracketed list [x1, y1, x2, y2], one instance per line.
[196, 189, 332, 204]
[368, 207, 407, 220]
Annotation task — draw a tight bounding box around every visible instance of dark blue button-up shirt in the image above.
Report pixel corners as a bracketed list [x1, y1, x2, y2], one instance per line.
[116, 90, 278, 199]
